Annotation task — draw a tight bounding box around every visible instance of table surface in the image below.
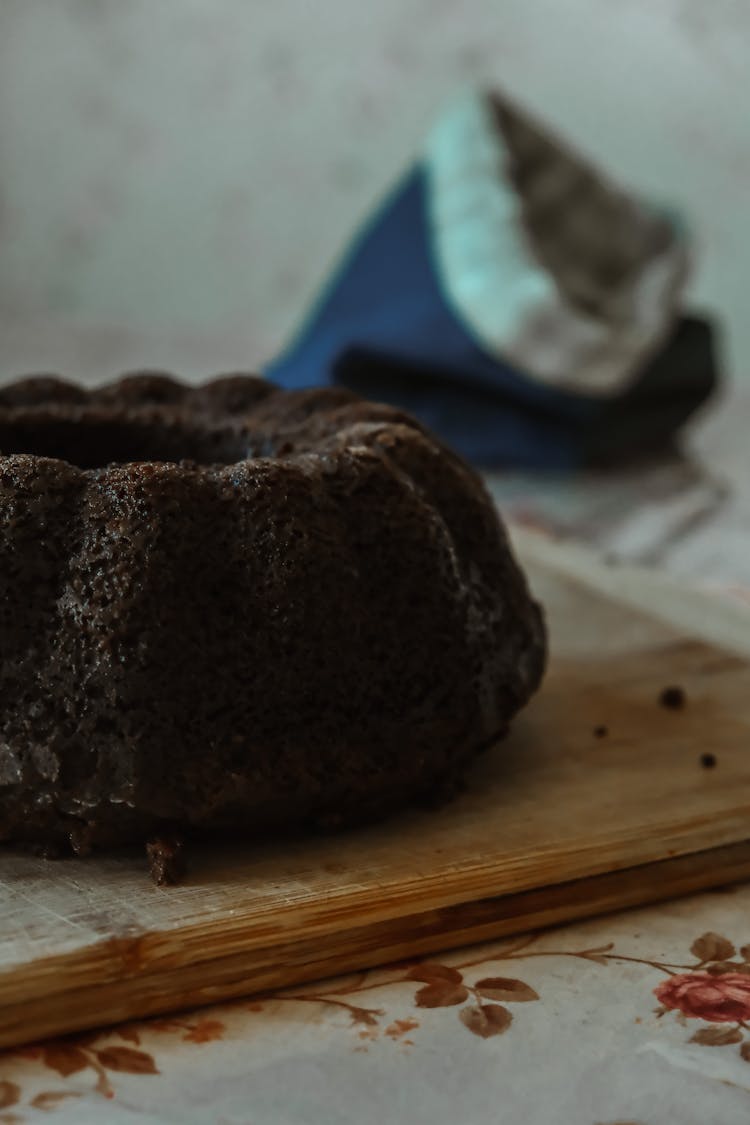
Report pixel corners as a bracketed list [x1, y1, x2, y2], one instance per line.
[1, 378, 749, 1124]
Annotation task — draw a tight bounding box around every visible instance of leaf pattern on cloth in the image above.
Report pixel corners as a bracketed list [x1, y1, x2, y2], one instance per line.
[691, 932, 736, 962]
[41, 1045, 89, 1079]
[0, 1083, 19, 1110]
[689, 1026, 743, 1046]
[474, 977, 539, 1002]
[414, 982, 469, 1008]
[459, 1004, 513, 1038]
[93, 1047, 159, 1075]
[1, 1030, 165, 1111]
[403, 950, 540, 1031]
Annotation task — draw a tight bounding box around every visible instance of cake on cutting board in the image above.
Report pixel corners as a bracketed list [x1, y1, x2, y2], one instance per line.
[0, 373, 546, 880]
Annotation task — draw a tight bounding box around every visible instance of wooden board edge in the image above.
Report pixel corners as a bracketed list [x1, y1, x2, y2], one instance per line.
[2, 837, 749, 1049]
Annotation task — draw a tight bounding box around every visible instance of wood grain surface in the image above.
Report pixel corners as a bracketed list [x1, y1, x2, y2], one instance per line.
[1, 546, 749, 1047]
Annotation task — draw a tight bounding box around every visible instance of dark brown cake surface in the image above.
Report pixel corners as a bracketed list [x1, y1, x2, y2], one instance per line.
[0, 373, 546, 862]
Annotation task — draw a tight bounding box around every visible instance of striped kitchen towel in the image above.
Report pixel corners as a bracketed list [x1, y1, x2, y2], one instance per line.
[268, 90, 719, 469]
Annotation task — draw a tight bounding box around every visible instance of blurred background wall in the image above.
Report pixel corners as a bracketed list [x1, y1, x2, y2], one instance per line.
[0, 0, 745, 380]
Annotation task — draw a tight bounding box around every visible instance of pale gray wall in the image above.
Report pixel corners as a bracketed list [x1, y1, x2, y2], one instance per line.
[0, 0, 746, 380]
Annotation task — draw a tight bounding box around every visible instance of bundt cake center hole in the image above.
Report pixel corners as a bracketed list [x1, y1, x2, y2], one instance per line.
[0, 415, 251, 468]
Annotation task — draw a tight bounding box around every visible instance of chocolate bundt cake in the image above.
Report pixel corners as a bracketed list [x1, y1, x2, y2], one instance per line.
[0, 373, 546, 877]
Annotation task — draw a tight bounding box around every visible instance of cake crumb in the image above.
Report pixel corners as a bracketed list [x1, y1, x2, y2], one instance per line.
[593, 725, 608, 739]
[700, 752, 717, 770]
[146, 835, 187, 886]
[659, 685, 686, 710]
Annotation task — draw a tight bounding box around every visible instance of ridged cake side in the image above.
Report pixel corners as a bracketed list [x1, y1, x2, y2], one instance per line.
[0, 375, 545, 856]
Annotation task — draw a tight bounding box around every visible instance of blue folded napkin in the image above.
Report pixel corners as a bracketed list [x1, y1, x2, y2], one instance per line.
[268, 91, 719, 469]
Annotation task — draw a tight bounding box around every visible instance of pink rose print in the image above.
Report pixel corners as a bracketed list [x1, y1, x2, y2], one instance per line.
[655, 971, 750, 1023]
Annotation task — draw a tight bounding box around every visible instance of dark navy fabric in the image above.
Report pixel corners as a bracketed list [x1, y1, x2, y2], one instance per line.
[267, 167, 718, 469]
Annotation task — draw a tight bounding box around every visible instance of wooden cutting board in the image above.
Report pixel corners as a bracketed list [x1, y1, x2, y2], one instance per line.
[2, 535, 750, 1048]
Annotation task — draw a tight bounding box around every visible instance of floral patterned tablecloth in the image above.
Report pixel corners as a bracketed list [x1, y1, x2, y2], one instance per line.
[3, 889, 750, 1125]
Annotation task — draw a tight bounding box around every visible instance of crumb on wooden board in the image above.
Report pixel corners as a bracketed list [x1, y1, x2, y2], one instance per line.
[659, 685, 686, 710]
[146, 835, 187, 886]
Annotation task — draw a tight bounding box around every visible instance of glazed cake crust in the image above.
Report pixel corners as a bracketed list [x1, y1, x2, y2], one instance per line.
[0, 374, 546, 857]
